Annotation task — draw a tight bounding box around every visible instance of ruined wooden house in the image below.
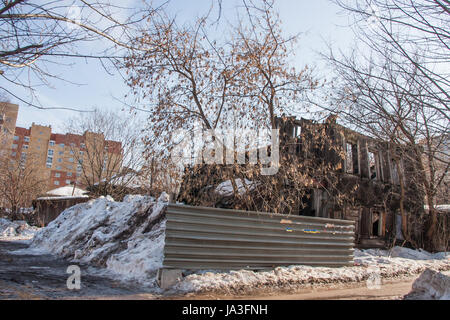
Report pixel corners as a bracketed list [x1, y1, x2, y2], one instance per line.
[178, 116, 427, 249]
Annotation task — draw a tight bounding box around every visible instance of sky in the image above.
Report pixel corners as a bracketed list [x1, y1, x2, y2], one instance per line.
[4, 0, 357, 133]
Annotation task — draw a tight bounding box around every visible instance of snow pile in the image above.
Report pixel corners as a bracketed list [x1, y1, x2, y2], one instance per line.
[46, 186, 88, 197]
[215, 179, 256, 196]
[404, 269, 450, 300]
[355, 246, 448, 261]
[0, 218, 40, 240]
[31, 193, 169, 286]
[173, 247, 450, 294]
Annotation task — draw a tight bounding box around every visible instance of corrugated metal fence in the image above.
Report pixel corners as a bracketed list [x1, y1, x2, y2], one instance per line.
[163, 205, 355, 270]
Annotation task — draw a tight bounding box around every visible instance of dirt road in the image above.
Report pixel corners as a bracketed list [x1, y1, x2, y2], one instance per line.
[171, 277, 418, 300]
[0, 240, 158, 299]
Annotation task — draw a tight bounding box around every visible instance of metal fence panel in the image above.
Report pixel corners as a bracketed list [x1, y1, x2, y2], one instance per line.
[163, 204, 355, 270]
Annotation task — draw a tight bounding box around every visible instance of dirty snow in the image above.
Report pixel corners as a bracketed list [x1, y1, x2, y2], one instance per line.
[173, 247, 450, 294]
[215, 179, 256, 196]
[404, 269, 450, 300]
[46, 186, 88, 197]
[30, 193, 169, 287]
[0, 218, 40, 241]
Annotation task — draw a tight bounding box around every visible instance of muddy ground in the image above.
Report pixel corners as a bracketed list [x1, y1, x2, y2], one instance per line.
[0, 240, 441, 300]
[0, 240, 159, 299]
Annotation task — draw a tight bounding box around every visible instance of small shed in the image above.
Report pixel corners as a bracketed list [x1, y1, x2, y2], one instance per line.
[33, 186, 90, 226]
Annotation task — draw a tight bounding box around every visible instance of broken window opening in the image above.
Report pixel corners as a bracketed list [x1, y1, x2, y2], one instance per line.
[346, 142, 359, 175]
[294, 126, 302, 154]
[391, 159, 400, 185]
[294, 125, 301, 138]
[299, 191, 315, 217]
[371, 210, 384, 237]
[368, 150, 379, 180]
[391, 158, 405, 186]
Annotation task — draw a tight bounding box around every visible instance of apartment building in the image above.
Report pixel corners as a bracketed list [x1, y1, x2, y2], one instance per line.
[1, 102, 122, 191]
[0, 102, 19, 155]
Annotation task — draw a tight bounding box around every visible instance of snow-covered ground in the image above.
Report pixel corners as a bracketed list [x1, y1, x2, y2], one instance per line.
[404, 269, 450, 300]
[0, 218, 40, 241]
[14, 194, 449, 297]
[173, 247, 449, 295]
[30, 193, 168, 288]
[215, 179, 256, 196]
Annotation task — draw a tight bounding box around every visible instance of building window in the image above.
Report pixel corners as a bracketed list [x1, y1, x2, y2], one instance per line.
[68, 157, 74, 163]
[54, 181, 60, 186]
[67, 165, 73, 170]
[13, 136, 19, 141]
[55, 173, 61, 178]
[65, 180, 71, 185]
[23, 145, 28, 150]
[48, 149, 54, 156]
[59, 151, 64, 155]
[56, 166, 62, 170]
[12, 144, 18, 149]
[11, 152, 16, 157]
[371, 210, 385, 237]
[49, 140, 55, 146]
[60, 143, 65, 148]
[390, 158, 405, 185]
[46, 156, 53, 163]
[80, 143, 86, 149]
[294, 126, 301, 138]
[67, 172, 73, 177]
[58, 158, 62, 163]
[69, 150, 74, 155]
[24, 136, 30, 142]
[368, 150, 380, 180]
[46, 163, 52, 168]
[391, 159, 399, 185]
[79, 151, 84, 156]
[345, 142, 359, 175]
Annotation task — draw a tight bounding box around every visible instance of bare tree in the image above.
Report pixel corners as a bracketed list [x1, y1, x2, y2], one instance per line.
[321, 0, 449, 250]
[0, 150, 47, 220]
[66, 108, 144, 199]
[124, 0, 321, 214]
[0, 0, 160, 110]
[139, 155, 183, 198]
